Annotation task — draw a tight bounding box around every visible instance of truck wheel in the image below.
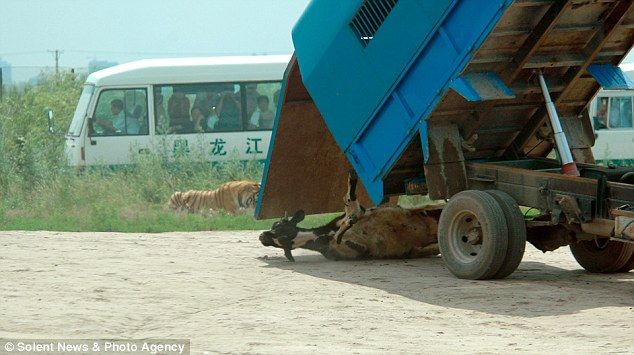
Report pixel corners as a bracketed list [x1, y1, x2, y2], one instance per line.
[617, 254, 634, 272]
[485, 190, 526, 279]
[439, 190, 508, 280]
[569, 238, 634, 273]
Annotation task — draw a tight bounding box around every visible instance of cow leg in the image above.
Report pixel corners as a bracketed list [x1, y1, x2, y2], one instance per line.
[335, 171, 365, 244]
[409, 243, 440, 258]
[343, 170, 362, 217]
[344, 240, 368, 259]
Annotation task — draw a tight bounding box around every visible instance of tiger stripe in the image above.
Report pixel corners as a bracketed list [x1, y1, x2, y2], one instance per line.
[166, 180, 260, 215]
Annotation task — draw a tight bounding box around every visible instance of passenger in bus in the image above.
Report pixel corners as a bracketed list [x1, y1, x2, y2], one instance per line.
[594, 97, 608, 130]
[194, 90, 220, 117]
[191, 106, 206, 132]
[154, 92, 169, 133]
[245, 83, 261, 118]
[125, 91, 146, 118]
[215, 91, 241, 131]
[206, 108, 220, 131]
[168, 89, 191, 132]
[249, 95, 274, 130]
[95, 99, 140, 135]
[609, 97, 633, 128]
[125, 90, 147, 134]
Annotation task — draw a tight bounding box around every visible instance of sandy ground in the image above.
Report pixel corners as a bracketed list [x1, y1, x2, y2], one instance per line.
[0, 230, 633, 354]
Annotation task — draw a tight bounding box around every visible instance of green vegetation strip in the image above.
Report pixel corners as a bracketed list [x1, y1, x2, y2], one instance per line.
[0, 72, 340, 232]
[0, 72, 605, 232]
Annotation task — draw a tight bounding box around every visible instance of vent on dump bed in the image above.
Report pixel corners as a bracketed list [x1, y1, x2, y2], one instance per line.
[350, 0, 399, 47]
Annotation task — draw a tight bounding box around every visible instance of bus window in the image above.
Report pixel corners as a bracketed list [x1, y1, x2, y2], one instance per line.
[157, 83, 242, 133]
[247, 82, 282, 131]
[242, 83, 259, 120]
[609, 97, 633, 129]
[594, 97, 609, 130]
[214, 84, 242, 132]
[91, 88, 148, 136]
[154, 82, 281, 133]
[154, 88, 169, 134]
[68, 84, 95, 137]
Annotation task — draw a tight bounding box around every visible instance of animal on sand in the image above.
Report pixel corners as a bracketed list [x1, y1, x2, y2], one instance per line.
[167, 180, 260, 215]
[259, 172, 442, 261]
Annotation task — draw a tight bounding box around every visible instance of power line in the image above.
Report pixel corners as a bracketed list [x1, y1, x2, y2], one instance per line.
[4, 65, 87, 69]
[0, 50, 45, 56]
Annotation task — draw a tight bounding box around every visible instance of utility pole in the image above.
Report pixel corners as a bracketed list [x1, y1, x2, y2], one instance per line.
[48, 49, 64, 74]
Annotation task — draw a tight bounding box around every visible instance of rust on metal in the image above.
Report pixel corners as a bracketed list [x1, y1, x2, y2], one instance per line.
[580, 218, 616, 238]
[615, 216, 634, 240]
[555, 194, 584, 223]
[425, 123, 467, 199]
[466, 161, 634, 213]
[612, 209, 634, 218]
[526, 224, 575, 252]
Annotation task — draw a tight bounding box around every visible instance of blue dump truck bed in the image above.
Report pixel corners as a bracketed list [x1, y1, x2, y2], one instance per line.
[257, 0, 634, 219]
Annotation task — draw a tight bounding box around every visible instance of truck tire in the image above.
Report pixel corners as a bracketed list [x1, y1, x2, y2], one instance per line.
[617, 254, 634, 272]
[485, 190, 526, 279]
[439, 190, 508, 280]
[569, 238, 634, 273]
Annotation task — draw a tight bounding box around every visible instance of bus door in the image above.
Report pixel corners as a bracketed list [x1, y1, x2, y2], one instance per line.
[85, 87, 152, 166]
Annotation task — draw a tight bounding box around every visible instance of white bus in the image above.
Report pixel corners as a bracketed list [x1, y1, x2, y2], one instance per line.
[61, 55, 290, 167]
[589, 63, 634, 166]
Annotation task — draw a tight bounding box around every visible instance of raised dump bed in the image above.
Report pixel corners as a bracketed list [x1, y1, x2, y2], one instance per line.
[258, 0, 634, 279]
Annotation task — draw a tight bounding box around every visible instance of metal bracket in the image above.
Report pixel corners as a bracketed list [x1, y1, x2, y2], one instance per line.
[587, 64, 634, 90]
[555, 194, 584, 224]
[450, 71, 515, 101]
[581, 168, 609, 218]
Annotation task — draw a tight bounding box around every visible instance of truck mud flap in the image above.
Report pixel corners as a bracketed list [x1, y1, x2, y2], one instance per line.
[256, 56, 372, 219]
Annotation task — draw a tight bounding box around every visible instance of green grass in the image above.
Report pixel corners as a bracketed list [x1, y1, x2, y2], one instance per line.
[0, 72, 343, 232]
[0, 145, 340, 232]
[0, 206, 340, 233]
[0, 156, 342, 232]
[520, 206, 541, 220]
[4, 71, 547, 233]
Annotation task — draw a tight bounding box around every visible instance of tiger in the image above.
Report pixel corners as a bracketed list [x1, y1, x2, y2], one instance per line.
[166, 180, 260, 215]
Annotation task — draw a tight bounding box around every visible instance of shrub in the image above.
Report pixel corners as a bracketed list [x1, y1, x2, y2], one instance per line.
[0, 71, 296, 231]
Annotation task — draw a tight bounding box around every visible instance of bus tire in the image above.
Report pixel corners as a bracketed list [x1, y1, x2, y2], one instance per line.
[485, 190, 526, 279]
[439, 190, 508, 280]
[569, 238, 634, 273]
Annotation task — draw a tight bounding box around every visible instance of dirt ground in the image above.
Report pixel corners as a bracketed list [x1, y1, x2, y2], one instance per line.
[1, 230, 633, 354]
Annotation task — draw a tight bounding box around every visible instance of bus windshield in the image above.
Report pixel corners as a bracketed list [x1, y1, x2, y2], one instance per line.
[68, 84, 95, 136]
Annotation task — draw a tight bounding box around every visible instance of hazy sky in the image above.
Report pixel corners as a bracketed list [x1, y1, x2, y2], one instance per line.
[1, 0, 632, 77]
[0, 0, 310, 70]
